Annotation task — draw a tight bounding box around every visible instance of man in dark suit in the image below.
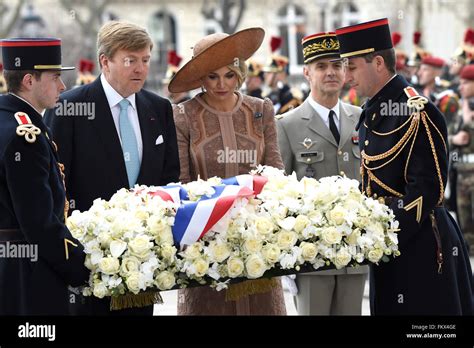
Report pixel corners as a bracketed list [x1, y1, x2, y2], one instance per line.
[45, 21, 180, 315]
[0, 38, 89, 315]
[335, 18, 474, 315]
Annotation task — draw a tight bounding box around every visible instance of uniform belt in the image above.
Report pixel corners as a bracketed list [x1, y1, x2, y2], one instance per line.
[0, 229, 25, 243]
[461, 154, 474, 164]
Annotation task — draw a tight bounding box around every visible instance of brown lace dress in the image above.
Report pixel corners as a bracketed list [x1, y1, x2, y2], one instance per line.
[173, 92, 286, 315]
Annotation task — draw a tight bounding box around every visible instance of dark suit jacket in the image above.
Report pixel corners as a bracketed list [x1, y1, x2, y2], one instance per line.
[44, 77, 180, 213]
[44, 76, 180, 315]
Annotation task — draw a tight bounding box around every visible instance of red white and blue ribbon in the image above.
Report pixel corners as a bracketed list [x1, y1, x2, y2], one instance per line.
[172, 175, 268, 249]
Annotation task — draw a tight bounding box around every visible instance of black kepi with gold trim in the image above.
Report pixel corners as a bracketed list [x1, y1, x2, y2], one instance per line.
[335, 18, 392, 59]
[302, 32, 340, 64]
[0, 38, 74, 71]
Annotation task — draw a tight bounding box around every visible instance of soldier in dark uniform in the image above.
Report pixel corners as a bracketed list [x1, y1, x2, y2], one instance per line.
[262, 36, 302, 115]
[245, 59, 264, 99]
[0, 38, 89, 315]
[336, 18, 474, 315]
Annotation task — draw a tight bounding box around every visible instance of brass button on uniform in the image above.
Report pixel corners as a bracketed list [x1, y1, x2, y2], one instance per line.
[372, 113, 376, 120]
[365, 140, 369, 146]
[365, 159, 369, 165]
[340, 171, 345, 176]
[338, 150, 343, 156]
[306, 158, 311, 163]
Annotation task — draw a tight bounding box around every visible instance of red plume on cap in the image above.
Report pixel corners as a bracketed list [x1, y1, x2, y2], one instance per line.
[392, 32, 402, 47]
[79, 59, 95, 73]
[464, 28, 474, 45]
[270, 36, 282, 53]
[0, 62, 3, 72]
[167, 50, 182, 67]
[413, 31, 421, 45]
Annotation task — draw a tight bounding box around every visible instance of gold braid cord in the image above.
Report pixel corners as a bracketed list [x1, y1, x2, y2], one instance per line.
[361, 94, 444, 204]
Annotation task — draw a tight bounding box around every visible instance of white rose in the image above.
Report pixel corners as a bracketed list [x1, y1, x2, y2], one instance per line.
[84, 255, 94, 270]
[184, 243, 202, 260]
[321, 227, 342, 245]
[308, 210, 324, 225]
[97, 232, 113, 248]
[208, 241, 231, 263]
[276, 231, 298, 250]
[245, 254, 267, 279]
[347, 229, 361, 245]
[160, 244, 177, 262]
[278, 216, 296, 231]
[300, 242, 318, 261]
[367, 249, 384, 263]
[128, 235, 153, 260]
[125, 272, 142, 294]
[294, 215, 311, 233]
[92, 281, 108, 298]
[243, 238, 263, 254]
[255, 217, 275, 236]
[98, 257, 120, 275]
[156, 228, 174, 245]
[328, 205, 346, 226]
[227, 256, 244, 278]
[135, 209, 149, 221]
[110, 240, 127, 258]
[261, 243, 281, 264]
[334, 248, 352, 269]
[154, 271, 176, 290]
[192, 258, 209, 277]
[148, 216, 174, 244]
[120, 256, 141, 277]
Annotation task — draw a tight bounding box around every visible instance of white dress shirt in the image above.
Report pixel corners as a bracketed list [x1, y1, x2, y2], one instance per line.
[100, 74, 143, 162]
[307, 96, 341, 132]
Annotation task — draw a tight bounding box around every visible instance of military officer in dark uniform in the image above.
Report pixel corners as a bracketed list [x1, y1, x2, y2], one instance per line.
[336, 19, 474, 315]
[0, 38, 89, 315]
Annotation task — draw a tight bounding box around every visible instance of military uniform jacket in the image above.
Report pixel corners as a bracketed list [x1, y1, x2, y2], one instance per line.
[277, 98, 368, 276]
[0, 94, 88, 315]
[358, 75, 474, 315]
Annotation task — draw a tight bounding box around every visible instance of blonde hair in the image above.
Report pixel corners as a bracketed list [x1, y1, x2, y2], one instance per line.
[227, 58, 248, 89]
[97, 21, 153, 68]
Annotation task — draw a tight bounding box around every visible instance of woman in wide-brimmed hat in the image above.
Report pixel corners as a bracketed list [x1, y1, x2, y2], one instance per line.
[170, 27, 286, 315]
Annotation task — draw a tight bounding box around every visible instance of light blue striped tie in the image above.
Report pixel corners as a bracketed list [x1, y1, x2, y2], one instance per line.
[118, 99, 140, 188]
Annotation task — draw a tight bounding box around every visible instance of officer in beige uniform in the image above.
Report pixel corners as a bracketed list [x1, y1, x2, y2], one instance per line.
[277, 32, 368, 315]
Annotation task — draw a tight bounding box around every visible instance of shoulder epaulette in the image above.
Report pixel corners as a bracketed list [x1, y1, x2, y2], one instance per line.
[14, 112, 41, 143]
[404, 86, 428, 113]
[404, 86, 419, 98]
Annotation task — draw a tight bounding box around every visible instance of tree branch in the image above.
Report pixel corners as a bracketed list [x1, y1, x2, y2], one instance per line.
[1, 0, 26, 38]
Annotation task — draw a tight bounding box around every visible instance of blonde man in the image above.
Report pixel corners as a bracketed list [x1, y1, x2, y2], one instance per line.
[45, 21, 180, 316]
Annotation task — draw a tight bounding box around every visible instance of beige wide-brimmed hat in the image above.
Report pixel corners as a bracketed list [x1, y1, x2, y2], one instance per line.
[168, 27, 265, 93]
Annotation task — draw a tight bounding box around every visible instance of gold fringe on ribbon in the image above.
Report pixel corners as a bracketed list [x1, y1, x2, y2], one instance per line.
[110, 291, 163, 311]
[225, 278, 277, 302]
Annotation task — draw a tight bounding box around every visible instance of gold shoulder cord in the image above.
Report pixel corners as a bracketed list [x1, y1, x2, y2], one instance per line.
[361, 93, 444, 203]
